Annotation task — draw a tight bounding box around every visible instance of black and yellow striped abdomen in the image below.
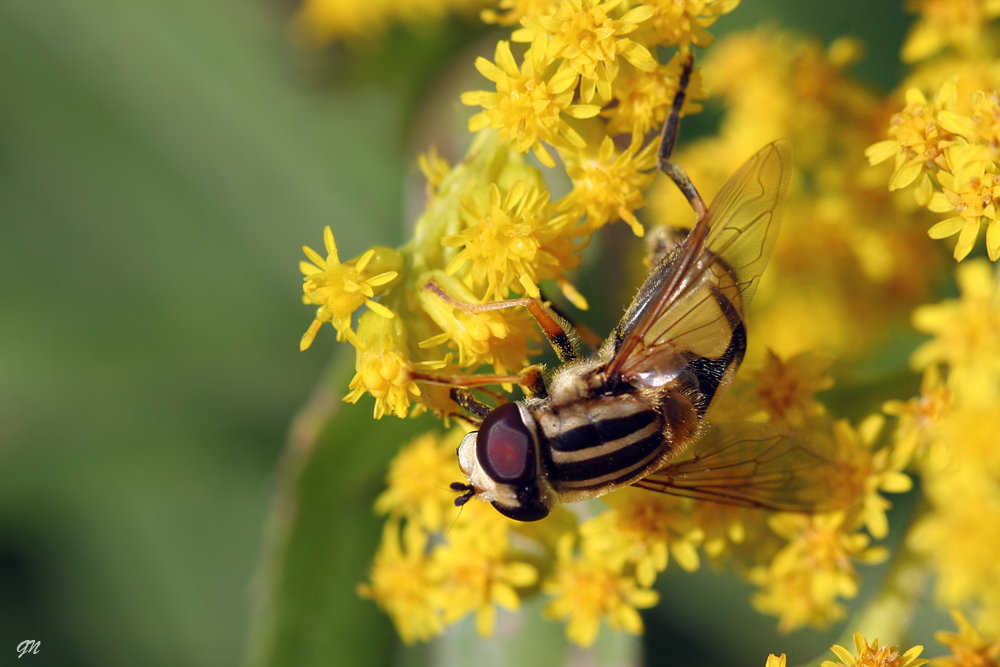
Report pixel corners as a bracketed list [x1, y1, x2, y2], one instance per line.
[532, 394, 667, 495]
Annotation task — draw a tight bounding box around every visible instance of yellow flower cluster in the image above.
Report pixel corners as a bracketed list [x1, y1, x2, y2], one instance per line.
[298, 0, 726, 421]
[868, 0, 1000, 262]
[358, 429, 539, 642]
[862, 3, 1000, 637]
[296, 0, 1000, 654]
[292, 0, 489, 44]
[896, 260, 1000, 635]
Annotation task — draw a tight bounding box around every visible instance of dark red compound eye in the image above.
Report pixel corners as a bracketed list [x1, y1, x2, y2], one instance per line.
[477, 402, 535, 483]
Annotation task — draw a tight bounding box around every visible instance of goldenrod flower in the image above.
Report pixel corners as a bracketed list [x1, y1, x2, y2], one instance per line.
[602, 53, 706, 138]
[751, 512, 888, 633]
[418, 146, 452, 199]
[429, 501, 538, 636]
[481, 0, 559, 26]
[908, 477, 1000, 609]
[300, 226, 400, 349]
[559, 135, 658, 236]
[883, 365, 952, 465]
[745, 350, 834, 426]
[933, 610, 1000, 667]
[513, 0, 656, 103]
[928, 161, 1000, 261]
[542, 533, 659, 647]
[643, 0, 742, 50]
[417, 272, 538, 373]
[833, 416, 914, 540]
[442, 181, 579, 299]
[823, 633, 928, 667]
[901, 0, 1000, 63]
[462, 42, 601, 167]
[580, 489, 703, 587]
[866, 82, 958, 194]
[911, 259, 1000, 375]
[345, 311, 422, 419]
[358, 521, 443, 644]
[374, 429, 466, 532]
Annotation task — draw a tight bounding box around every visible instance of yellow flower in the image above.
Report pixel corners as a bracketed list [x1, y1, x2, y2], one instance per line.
[461, 42, 601, 167]
[928, 161, 1000, 261]
[345, 311, 422, 419]
[766, 655, 787, 667]
[300, 227, 400, 350]
[866, 81, 958, 194]
[374, 429, 466, 532]
[480, 0, 559, 26]
[823, 634, 927, 667]
[751, 512, 888, 633]
[907, 478, 1000, 609]
[901, 0, 1000, 63]
[417, 272, 538, 373]
[643, 0, 741, 50]
[542, 533, 659, 647]
[429, 501, 538, 637]
[579, 489, 703, 587]
[442, 181, 580, 299]
[513, 0, 656, 103]
[558, 135, 658, 236]
[745, 350, 834, 426]
[358, 521, 443, 644]
[933, 610, 1000, 667]
[883, 365, 953, 465]
[602, 53, 706, 139]
[418, 145, 452, 199]
[911, 259, 1000, 375]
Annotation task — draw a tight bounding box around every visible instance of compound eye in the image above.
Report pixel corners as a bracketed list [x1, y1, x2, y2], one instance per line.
[477, 402, 534, 484]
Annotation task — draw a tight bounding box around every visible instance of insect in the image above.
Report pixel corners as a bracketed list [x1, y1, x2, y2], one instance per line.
[415, 55, 851, 521]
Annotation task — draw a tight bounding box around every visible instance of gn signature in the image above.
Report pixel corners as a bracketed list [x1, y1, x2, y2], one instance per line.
[17, 640, 40, 658]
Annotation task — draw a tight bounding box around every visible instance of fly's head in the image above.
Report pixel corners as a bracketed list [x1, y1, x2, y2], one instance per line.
[452, 402, 551, 522]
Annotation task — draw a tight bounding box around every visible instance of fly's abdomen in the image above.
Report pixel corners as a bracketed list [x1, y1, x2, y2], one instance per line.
[534, 395, 666, 493]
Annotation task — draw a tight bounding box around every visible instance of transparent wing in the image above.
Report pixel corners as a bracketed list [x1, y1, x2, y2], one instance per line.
[633, 421, 861, 512]
[606, 140, 792, 385]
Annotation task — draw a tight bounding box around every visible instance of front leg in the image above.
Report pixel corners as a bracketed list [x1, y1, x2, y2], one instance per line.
[425, 279, 580, 363]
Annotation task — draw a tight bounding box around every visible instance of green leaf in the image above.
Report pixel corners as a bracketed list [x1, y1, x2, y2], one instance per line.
[246, 353, 436, 667]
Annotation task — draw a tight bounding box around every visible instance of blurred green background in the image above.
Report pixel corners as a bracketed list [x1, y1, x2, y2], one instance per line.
[0, 1, 913, 666]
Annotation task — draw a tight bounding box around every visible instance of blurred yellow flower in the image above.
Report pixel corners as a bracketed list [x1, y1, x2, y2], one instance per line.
[542, 532, 659, 647]
[580, 489, 703, 587]
[911, 259, 1000, 374]
[374, 429, 466, 531]
[933, 610, 1000, 667]
[358, 521, 443, 644]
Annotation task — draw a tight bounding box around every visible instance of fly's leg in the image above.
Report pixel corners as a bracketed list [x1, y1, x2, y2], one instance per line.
[424, 279, 580, 364]
[408, 364, 548, 419]
[450, 388, 491, 423]
[657, 51, 708, 223]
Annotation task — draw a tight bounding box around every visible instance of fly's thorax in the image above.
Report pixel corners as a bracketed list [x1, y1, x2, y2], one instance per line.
[456, 402, 553, 522]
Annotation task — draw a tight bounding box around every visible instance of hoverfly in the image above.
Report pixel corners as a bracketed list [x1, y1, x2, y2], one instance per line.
[415, 55, 849, 521]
